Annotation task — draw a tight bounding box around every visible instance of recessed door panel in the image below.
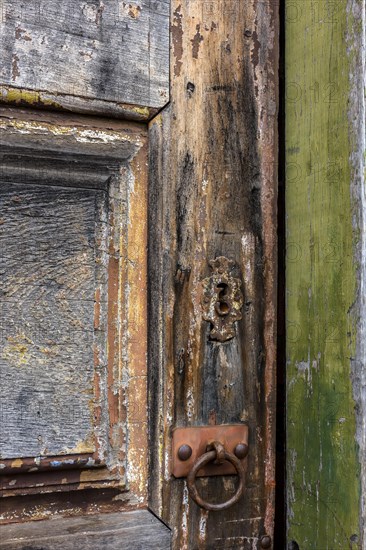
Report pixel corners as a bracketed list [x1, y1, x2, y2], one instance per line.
[0, 183, 106, 459]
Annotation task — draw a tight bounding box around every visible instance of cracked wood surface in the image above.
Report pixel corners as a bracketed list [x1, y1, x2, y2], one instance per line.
[148, 1, 279, 547]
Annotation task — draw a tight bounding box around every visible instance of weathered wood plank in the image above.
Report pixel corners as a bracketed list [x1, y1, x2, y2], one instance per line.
[0, 0, 169, 117]
[0, 509, 171, 549]
[148, 0, 279, 547]
[0, 183, 102, 458]
[286, 0, 365, 546]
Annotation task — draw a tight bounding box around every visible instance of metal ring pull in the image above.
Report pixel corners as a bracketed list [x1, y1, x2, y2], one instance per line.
[186, 441, 246, 511]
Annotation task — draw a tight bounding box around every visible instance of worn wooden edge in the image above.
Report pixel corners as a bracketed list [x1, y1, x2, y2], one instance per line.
[0, 478, 122, 499]
[0, 107, 149, 514]
[0, 85, 163, 122]
[258, 2, 279, 537]
[0, 487, 133, 523]
[0, 110, 145, 160]
[0, 454, 103, 475]
[123, 127, 149, 505]
[0, 509, 171, 549]
[347, 0, 366, 545]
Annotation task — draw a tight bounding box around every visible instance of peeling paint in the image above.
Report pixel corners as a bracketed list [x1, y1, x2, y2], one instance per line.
[0, 118, 139, 145]
[191, 25, 203, 59]
[0, 87, 61, 108]
[172, 5, 184, 77]
[286, 0, 361, 545]
[11, 54, 20, 81]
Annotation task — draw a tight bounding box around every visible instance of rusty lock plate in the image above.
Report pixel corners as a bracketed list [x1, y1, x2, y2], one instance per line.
[172, 424, 248, 478]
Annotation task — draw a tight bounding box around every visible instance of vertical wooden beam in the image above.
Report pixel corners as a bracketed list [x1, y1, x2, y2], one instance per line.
[149, 1, 279, 547]
[286, 0, 365, 546]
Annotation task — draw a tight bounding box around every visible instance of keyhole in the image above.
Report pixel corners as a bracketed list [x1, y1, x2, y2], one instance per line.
[215, 283, 231, 316]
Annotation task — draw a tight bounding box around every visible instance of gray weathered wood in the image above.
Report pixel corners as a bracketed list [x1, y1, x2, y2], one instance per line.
[0, 182, 103, 458]
[0, 509, 171, 549]
[0, 0, 169, 116]
[349, 0, 366, 543]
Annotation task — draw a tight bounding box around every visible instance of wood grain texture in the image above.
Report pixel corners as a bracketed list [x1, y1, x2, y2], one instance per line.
[0, 183, 102, 458]
[286, 0, 364, 547]
[0, 0, 169, 116]
[0, 509, 171, 549]
[148, 1, 279, 547]
[0, 110, 149, 516]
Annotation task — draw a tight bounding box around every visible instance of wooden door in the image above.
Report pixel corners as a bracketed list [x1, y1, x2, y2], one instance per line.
[0, 1, 279, 549]
[285, 1, 365, 548]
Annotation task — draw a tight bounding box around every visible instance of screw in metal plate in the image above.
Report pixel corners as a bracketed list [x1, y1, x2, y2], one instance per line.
[234, 443, 249, 459]
[177, 444, 193, 461]
[260, 535, 272, 549]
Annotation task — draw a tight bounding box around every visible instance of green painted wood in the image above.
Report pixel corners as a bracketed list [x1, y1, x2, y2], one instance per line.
[285, 0, 364, 547]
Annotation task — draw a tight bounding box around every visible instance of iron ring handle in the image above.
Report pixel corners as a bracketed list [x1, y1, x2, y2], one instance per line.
[186, 447, 245, 511]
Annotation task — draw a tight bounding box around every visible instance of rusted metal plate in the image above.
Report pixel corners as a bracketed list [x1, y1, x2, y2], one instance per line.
[172, 424, 248, 478]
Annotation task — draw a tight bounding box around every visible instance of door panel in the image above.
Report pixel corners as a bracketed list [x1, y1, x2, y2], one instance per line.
[0, 110, 151, 516]
[1, 183, 101, 459]
[0, 0, 169, 118]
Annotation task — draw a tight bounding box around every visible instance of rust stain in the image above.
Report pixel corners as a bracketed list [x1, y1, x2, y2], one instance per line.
[128, 4, 141, 19]
[15, 27, 32, 41]
[94, 288, 101, 329]
[191, 25, 204, 59]
[120, 2, 141, 20]
[11, 54, 20, 81]
[172, 5, 184, 77]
